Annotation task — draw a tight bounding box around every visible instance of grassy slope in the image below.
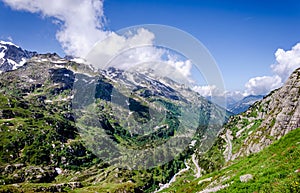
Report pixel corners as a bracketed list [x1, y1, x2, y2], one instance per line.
[0, 62, 189, 192]
[160, 127, 300, 193]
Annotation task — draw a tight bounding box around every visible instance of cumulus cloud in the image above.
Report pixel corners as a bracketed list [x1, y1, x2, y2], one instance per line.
[2, 0, 108, 57]
[244, 75, 282, 96]
[86, 28, 193, 82]
[86, 28, 155, 67]
[166, 55, 192, 78]
[193, 85, 243, 99]
[244, 43, 300, 96]
[271, 43, 300, 81]
[192, 85, 223, 97]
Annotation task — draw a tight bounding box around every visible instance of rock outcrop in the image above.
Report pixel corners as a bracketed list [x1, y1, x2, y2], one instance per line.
[231, 68, 300, 159]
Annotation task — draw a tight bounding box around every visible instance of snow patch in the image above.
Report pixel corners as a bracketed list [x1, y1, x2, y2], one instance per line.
[54, 64, 66, 68]
[71, 57, 88, 64]
[0, 41, 19, 48]
[52, 59, 67, 64]
[189, 140, 197, 147]
[55, 168, 62, 174]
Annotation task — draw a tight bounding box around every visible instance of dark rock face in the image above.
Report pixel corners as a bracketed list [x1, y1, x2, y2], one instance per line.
[1, 164, 58, 184]
[49, 68, 75, 93]
[0, 41, 37, 72]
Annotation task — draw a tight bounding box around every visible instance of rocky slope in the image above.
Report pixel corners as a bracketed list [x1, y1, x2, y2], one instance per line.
[155, 68, 300, 193]
[226, 68, 300, 160]
[196, 67, 300, 173]
[158, 127, 300, 193]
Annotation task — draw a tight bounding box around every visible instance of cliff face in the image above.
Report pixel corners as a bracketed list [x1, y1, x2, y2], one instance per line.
[228, 68, 300, 159]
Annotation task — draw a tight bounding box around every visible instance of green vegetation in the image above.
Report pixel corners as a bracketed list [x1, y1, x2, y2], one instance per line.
[159, 127, 300, 192]
[1, 54, 296, 193]
[0, 59, 199, 192]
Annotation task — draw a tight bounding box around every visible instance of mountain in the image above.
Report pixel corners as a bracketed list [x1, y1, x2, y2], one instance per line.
[158, 67, 300, 192]
[228, 94, 264, 114]
[1, 41, 299, 193]
[0, 44, 228, 192]
[205, 93, 261, 115]
[0, 41, 37, 72]
[205, 95, 238, 110]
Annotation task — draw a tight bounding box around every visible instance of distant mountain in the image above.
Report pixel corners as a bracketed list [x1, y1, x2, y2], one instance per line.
[228, 94, 264, 114]
[205, 93, 262, 115]
[205, 95, 238, 110]
[0, 41, 37, 72]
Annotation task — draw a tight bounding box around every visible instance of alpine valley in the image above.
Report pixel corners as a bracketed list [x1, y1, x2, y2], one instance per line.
[0, 41, 299, 193]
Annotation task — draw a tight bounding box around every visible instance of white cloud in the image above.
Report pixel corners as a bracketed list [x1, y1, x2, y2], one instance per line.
[244, 75, 282, 96]
[86, 28, 155, 67]
[192, 85, 223, 97]
[7, 36, 13, 42]
[271, 43, 300, 82]
[193, 85, 244, 100]
[3, 0, 195, 80]
[166, 55, 192, 78]
[2, 0, 108, 57]
[243, 43, 300, 96]
[86, 28, 193, 82]
[225, 90, 244, 101]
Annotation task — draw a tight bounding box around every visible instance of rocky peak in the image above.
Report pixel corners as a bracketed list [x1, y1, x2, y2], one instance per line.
[0, 41, 37, 72]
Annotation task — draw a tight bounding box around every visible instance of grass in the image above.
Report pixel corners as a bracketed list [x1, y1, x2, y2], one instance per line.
[159, 127, 300, 193]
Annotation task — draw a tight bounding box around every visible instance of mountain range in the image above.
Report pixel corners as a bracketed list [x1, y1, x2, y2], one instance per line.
[0, 42, 299, 193]
[228, 95, 264, 114]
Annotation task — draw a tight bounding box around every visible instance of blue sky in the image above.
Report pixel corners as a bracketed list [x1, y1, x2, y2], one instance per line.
[0, 0, 300, 93]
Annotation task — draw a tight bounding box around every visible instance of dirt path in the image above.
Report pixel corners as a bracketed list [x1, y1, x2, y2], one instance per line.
[192, 154, 202, 178]
[225, 130, 233, 161]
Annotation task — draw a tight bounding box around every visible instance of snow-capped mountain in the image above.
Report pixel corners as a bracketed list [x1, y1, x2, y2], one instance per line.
[0, 40, 37, 72]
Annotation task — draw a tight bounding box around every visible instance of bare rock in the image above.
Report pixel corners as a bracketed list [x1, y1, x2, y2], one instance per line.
[239, 174, 253, 182]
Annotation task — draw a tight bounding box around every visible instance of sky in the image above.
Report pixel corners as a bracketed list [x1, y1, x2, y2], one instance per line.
[0, 0, 300, 98]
